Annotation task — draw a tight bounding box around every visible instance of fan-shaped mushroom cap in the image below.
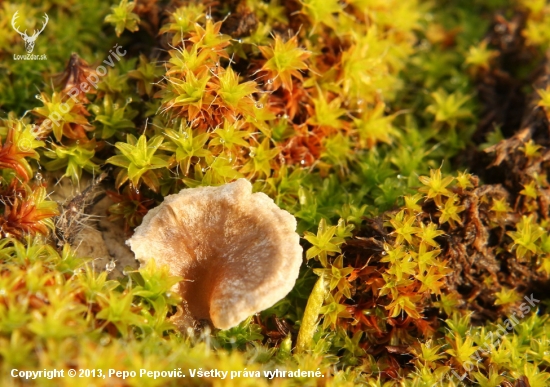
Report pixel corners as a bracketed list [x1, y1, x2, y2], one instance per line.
[127, 179, 303, 330]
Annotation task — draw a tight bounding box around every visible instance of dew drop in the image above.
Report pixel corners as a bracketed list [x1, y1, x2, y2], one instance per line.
[35, 172, 42, 181]
[100, 336, 111, 346]
[76, 140, 80, 144]
[201, 167, 206, 173]
[267, 79, 273, 85]
[381, 251, 387, 256]
[205, 14, 212, 20]
[135, 189, 139, 194]
[249, 149, 256, 157]
[126, 97, 132, 104]
[255, 102, 264, 109]
[182, 132, 189, 139]
[220, 138, 225, 144]
[35, 94, 43, 101]
[237, 39, 242, 43]
[106, 260, 116, 272]
[300, 159, 305, 165]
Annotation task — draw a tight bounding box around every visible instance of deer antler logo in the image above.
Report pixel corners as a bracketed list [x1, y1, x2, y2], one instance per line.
[11, 11, 49, 53]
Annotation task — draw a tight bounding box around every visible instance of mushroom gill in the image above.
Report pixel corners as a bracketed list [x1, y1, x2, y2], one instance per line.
[126, 179, 303, 330]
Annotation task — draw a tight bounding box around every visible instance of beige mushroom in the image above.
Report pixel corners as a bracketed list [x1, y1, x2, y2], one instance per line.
[126, 179, 303, 330]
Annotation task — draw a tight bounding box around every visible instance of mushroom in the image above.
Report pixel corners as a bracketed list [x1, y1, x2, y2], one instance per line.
[126, 179, 303, 330]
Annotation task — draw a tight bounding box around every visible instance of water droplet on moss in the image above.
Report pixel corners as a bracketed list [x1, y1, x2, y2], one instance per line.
[255, 102, 264, 109]
[100, 336, 111, 346]
[106, 260, 116, 272]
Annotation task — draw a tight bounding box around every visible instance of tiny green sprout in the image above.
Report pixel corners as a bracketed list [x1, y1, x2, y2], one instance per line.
[32, 92, 90, 142]
[161, 71, 212, 121]
[490, 197, 512, 220]
[189, 19, 231, 58]
[413, 340, 446, 367]
[434, 292, 462, 316]
[455, 171, 474, 190]
[495, 287, 522, 308]
[215, 317, 263, 351]
[300, 0, 341, 32]
[514, 363, 550, 387]
[107, 134, 170, 191]
[445, 333, 478, 366]
[104, 0, 140, 37]
[320, 292, 352, 329]
[386, 294, 422, 319]
[133, 260, 182, 303]
[163, 122, 210, 175]
[472, 368, 506, 387]
[307, 92, 346, 130]
[386, 254, 416, 281]
[389, 210, 421, 245]
[96, 291, 146, 338]
[426, 89, 472, 126]
[507, 215, 545, 260]
[403, 193, 423, 214]
[76, 266, 119, 303]
[210, 120, 250, 154]
[417, 222, 445, 248]
[536, 85, 550, 114]
[42, 140, 100, 186]
[519, 139, 543, 158]
[321, 133, 352, 172]
[91, 94, 137, 139]
[128, 54, 163, 97]
[158, 4, 205, 46]
[216, 67, 258, 116]
[519, 180, 538, 199]
[313, 255, 354, 299]
[303, 218, 346, 267]
[166, 45, 210, 77]
[465, 40, 497, 71]
[437, 195, 465, 228]
[353, 103, 398, 148]
[259, 34, 310, 91]
[0, 119, 44, 181]
[418, 168, 455, 206]
[239, 138, 279, 178]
